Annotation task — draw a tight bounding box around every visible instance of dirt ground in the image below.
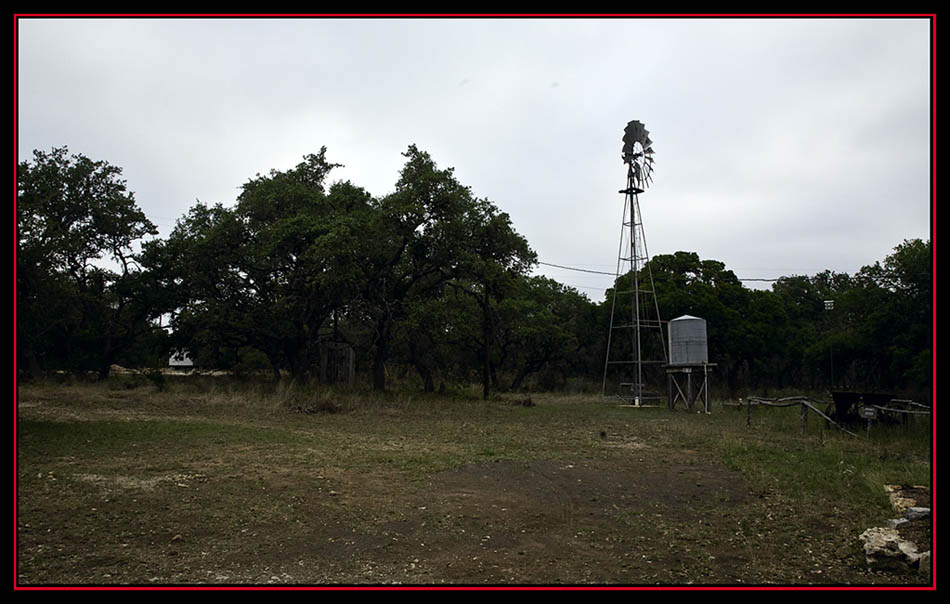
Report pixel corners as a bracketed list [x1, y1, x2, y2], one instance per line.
[19, 450, 906, 586]
[15, 387, 932, 587]
[309, 455, 756, 584]
[18, 454, 755, 584]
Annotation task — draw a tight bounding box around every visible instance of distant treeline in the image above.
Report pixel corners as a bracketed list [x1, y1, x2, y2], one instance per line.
[16, 146, 932, 400]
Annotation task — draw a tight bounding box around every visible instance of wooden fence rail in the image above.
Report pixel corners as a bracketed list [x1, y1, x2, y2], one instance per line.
[734, 395, 931, 438]
[740, 396, 861, 437]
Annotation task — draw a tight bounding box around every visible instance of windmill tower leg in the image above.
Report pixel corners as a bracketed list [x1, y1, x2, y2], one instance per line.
[602, 121, 667, 405]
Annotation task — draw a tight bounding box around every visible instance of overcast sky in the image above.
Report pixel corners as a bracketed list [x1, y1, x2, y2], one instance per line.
[16, 17, 933, 300]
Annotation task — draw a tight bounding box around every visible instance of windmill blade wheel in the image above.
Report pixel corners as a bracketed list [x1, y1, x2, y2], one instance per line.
[621, 119, 655, 189]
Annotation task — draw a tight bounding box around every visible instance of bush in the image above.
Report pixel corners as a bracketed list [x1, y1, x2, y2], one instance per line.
[144, 369, 167, 392]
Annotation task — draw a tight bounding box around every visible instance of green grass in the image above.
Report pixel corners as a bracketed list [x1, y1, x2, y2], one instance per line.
[709, 404, 931, 533]
[15, 380, 933, 585]
[18, 382, 931, 494]
[19, 419, 303, 458]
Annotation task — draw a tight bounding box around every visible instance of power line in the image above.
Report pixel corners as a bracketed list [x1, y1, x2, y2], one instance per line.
[537, 260, 779, 282]
[537, 261, 615, 276]
[558, 283, 607, 293]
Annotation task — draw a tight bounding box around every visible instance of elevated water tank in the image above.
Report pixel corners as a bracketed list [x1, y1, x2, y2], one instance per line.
[668, 315, 708, 365]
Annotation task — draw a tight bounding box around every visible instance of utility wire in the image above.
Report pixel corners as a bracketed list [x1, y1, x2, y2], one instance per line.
[537, 260, 779, 282]
[537, 261, 615, 276]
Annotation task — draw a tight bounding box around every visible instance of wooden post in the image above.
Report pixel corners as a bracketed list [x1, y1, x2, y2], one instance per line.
[746, 397, 751, 427]
[667, 374, 673, 411]
[686, 369, 693, 410]
[703, 363, 709, 413]
[864, 408, 872, 437]
[800, 402, 808, 435]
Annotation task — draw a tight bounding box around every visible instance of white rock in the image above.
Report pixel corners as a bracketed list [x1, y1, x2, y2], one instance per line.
[918, 551, 932, 582]
[897, 539, 920, 562]
[859, 527, 917, 572]
[888, 518, 909, 529]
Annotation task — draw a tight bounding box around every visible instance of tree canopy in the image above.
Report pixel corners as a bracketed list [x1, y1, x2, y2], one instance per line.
[16, 146, 932, 402]
[17, 147, 160, 378]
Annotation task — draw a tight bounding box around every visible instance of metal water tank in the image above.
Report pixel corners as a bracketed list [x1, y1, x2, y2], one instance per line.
[668, 315, 708, 365]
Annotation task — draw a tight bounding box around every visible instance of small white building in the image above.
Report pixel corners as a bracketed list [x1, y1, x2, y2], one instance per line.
[168, 350, 194, 368]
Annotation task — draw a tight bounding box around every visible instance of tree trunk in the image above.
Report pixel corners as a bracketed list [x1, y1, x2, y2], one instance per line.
[419, 366, 435, 393]
[21, 345, 44, 381]
[285, 342, 310, 383]
[372, 315, 391, 392]
[97, 360, 112, 381]
[482, 290, 491, 400]
[408, 340, 435, 393]
[510, 367, 529, 392]
[373, 338, 388, 392]
[267, 354, 282, 381]
[373, 353, 387, 391]
[98, 333, 115, 380]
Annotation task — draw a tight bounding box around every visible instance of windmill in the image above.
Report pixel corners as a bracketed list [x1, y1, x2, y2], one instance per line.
[601, 120, 667, 405]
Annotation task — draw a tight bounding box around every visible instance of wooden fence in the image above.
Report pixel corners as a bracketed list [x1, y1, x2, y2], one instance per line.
[728, 396, 931, 438]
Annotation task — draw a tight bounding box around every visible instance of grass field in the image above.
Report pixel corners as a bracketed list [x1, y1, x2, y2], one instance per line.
[15, 377, 933, 586]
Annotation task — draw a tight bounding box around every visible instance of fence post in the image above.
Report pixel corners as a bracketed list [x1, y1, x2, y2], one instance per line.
[800, 401, 808, 435]
[860, 396, 871, 437]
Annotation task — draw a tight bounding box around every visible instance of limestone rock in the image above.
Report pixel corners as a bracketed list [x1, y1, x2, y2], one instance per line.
[888, 517, 908, 529]
[886, 494, 916, 514]
[917, 551, 931, 582]
[859, 527, 919, 572]
[884, 484, 929, 514]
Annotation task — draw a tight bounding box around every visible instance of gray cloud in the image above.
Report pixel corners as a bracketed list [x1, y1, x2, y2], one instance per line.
[17, 17, 932, 299]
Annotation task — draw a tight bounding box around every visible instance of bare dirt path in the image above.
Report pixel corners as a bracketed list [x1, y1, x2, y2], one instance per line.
[16, 386, 930, 586]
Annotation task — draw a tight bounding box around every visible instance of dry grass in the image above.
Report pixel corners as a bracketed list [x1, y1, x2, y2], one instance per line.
[16, 378, 932, 586]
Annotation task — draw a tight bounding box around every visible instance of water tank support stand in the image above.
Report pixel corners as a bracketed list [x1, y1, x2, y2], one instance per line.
[665, 363, 716, 413]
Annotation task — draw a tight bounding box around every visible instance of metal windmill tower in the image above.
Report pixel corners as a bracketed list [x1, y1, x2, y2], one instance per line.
[601, 120, 668, 405]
